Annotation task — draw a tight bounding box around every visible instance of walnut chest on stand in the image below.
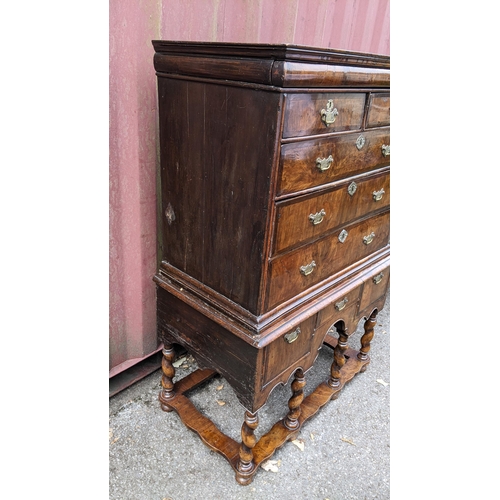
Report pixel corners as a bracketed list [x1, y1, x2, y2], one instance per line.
[152, 41, 390, 485]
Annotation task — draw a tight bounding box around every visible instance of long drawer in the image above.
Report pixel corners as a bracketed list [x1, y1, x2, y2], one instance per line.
[274, 169, 390, 254]
[267, 210, 390, 309]
[278, 128, 390, 196]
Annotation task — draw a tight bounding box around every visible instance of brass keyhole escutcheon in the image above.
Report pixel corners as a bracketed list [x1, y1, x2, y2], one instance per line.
[356, 135, 366, 150]
[347, 182, 357, 196]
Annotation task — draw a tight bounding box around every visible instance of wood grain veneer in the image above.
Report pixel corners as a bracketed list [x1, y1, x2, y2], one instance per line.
[152, 41, 390, 485]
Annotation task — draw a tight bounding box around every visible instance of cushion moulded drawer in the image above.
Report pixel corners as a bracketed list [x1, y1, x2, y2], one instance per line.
[267, 210, 390, 309]
[278, 128, 390, 196]
[274, 169, 390, 254]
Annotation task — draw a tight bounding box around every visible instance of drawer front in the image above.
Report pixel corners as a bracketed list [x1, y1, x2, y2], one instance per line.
[267, 210, 390, 309]
[262, 314, 318, 388]
[316, 285, 362, 332]
[274, 170, 390, 254]
[278, 128, 390, 196]
[359, 264, 390, 312]
[283, 93, 366, 138]
[273, 61, 390, 88]
[366, 93, 390, 128]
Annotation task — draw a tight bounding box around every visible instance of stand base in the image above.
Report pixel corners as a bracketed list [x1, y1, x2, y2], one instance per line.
[159, 336, 370, 485]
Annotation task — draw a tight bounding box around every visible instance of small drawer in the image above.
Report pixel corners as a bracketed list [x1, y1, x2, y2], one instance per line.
[262, 314, 317, 387]
[278, 128, 390, 196]
[359, 264, 390, 312]
[274, 170, 390, 254]
[283, 93, 366, 139]
[366, 93, 390, 128]
[267, 210, 390, 309]
[316, 285, 362, 331]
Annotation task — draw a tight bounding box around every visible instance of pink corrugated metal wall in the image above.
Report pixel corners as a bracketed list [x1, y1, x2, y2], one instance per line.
[109, 0, 390, 382]
[160, 0, 389, 53]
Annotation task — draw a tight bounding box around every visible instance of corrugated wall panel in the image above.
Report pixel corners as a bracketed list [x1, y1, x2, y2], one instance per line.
[159, 0, 389, 53]
[109, 0, 161, 377]
[109, 0, 389, 385]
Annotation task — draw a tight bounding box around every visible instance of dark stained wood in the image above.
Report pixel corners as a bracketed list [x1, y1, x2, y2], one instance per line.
[278, 128, 390, 196]
[172, 368, 218, 395]
[159, 345, 176, 411]
[236, 411, 259, 485]
[272, 61, 390, 88]
[154, 53, 275, 85]
[155, 250, 388, 348]
[284, 368, 306, 430]
[329, 322, 349, 388]
[153, 41, 390, 486]
[315, 288, 362, 334]
[156, 257, 388, 415]
[359, 310, 377, 361]
[156, 286, 260, 411]
[274, 169, 390, 254]
[152, 40, 390, 71]
[267, 210, 390, 309]
[359, 265, 391, 312]
[261, 315, 316, 387]
[283, 93, 366, 138]
[160, 391, 241, 464]
[157, 77, 281, 315]
[366, 93, 390, 128]
[157, 336, 372, 485]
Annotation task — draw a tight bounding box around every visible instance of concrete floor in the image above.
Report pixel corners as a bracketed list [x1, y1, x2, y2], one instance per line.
[109, 292, 390, 500]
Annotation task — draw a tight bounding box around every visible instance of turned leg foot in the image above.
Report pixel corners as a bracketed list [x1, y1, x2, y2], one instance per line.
[284, 368, 305, 430]
[235, 411, 259, 485]
[159, 345, 176, 412]
[328, 323, 349, 388]
[358, 310, 378, 362]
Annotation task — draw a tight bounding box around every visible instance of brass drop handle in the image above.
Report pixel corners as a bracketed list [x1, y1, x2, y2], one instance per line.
[316, 155, 333, 172]
[373, 272, 384, 285]
[363, 232, 375, 245]
[381, 144, 390, 157]
[309, 209, 326, 225]
[372, 188, 385, 201]
[335, 297, 349, 311]
[320, 99, 339, 126]
[300, 260, 316, 276]
[284, 327, 301, 344]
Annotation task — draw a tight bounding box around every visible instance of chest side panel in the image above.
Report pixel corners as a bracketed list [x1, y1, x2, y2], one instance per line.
[158, 77, 280, 314]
